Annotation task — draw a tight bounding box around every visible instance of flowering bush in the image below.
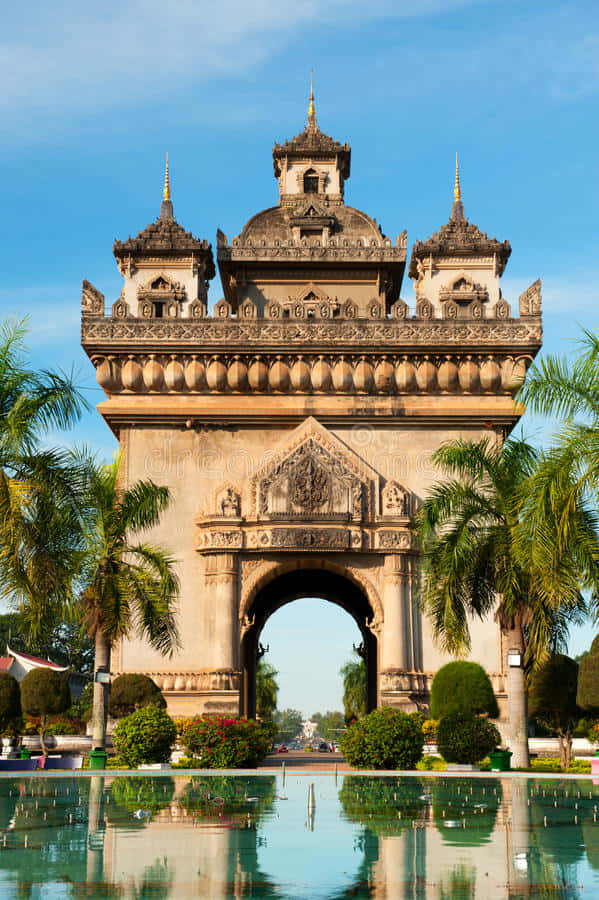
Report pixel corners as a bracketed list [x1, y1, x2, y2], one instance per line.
[180, 716, 275, 768]
[340, 708, 424, 770]
[113, 705, 177, 767]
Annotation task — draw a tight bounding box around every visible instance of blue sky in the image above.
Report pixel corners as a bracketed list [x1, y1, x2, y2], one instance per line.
[1, 0, 598, 714]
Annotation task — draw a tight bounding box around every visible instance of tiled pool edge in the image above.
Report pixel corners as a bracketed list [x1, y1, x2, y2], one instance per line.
[1, 768, 597, 779]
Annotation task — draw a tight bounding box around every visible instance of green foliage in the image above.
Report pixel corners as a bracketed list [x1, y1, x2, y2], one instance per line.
[340, 708, 424, 770]
[416, 755, 446, 771]
[577, 639, 599, 713]
[422, 719, 439, 744]
[108, 673, 165, 718]
[44, 716, 85, 735]
[180, 715, 275, 768]
[68, 681, 93, 721]
[436, 712, 500, 764]
[338, 776, 428, 836]
[340, 649, 366, 721]
[0, 672, 20, 734]
[529, 654, 579, 729]
[20, 667, 70, 719]
[529, 757, 591, 774]
[110, 777, 175, 814]
[179, 775, 276, 825]
[255, 659, 278, 720]
[316, 710, 345, 741]
[274, 708, 303, 743]
[113, 705, 176, 767]
[0, 613, 95, 678]
[430, 661, 499, 719]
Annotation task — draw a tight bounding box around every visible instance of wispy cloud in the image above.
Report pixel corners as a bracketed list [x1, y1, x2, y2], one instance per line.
[0, 0, 474, 118]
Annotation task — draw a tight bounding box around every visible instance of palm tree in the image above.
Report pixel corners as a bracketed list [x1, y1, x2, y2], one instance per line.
[340, 650, 366, 721]
[518, 329, 599, 502]
[411, 436, 599, 767]
[0, 318, 87, 636]
[256, 659, 278, 720]
[76, 456, 180, 750]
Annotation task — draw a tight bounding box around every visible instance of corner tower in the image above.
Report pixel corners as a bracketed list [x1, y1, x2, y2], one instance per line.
[82, 120, 542, 722]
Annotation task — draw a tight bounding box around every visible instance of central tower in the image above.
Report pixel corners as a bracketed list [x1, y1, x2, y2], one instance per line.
[81, 91, 542, 721]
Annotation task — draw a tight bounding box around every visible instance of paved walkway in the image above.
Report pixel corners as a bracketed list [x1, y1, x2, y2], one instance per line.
[258, 750, 351, 771]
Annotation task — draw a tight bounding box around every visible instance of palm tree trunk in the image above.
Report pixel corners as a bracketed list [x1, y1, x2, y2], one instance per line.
[504, 622, 530, 768]
[91, 629, 111, 750]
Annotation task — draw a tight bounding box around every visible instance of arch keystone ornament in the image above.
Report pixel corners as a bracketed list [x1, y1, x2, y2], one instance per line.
[82, 103, 541, 724]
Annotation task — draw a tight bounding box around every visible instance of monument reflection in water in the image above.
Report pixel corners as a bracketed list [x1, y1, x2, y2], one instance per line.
[0, 774, 598, 897]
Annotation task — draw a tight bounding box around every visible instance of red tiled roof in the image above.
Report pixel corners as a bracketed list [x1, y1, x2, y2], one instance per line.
[10, 650, 63, 669]
[0, 657, 13, 671]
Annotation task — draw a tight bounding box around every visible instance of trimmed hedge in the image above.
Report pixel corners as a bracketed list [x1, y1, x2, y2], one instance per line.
[108, 674, 165, 718]
[113, 705, 176, 767]
[0, 672, 21, 735]
[340, 708, 424, 770]
[578, 641, 599, 713]
[20, 668, 70, 719]
[437, 712, 500, 764]
[430, 661, 499, 720]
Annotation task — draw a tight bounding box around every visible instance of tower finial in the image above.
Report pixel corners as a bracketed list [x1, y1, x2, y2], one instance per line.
[163, 152, 171, 201]
[454, 152, 461, 202]
[307, 69, 316, 124]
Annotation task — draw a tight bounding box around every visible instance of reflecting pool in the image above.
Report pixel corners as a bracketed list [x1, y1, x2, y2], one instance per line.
[0, 773, 598, 897]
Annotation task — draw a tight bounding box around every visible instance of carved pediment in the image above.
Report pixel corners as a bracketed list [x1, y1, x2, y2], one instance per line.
[438, 271, 488, 304]
[249, 418, 378, 522]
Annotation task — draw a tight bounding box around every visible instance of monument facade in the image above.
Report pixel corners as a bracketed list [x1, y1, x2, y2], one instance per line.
[81, 92, 542, 720]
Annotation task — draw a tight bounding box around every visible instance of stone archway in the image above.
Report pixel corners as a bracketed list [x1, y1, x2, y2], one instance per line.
[240, 564, 379, 718]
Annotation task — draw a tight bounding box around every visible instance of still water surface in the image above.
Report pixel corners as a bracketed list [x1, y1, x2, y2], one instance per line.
[0, 773, 598, 898]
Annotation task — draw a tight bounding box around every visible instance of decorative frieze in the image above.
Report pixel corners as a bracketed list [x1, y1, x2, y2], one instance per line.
[91, 349, 533, 396]
[135, 669, 242, 692]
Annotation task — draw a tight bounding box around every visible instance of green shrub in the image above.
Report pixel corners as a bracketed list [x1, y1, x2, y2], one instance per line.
[430, 661, 499, 720]
[180, 716, 275, 768]
[437, 712, 500, 764]
[417, 755, 446, 771]
[578, 642, 599, 714]
[340, 708, 424, 770]
[422, 719, 438, 744]
[529, 654, 579, 769]
[113, 705, 176, 767]
[0, 672, 21, 736]
[108, 674, 165, 718]
[20, 668, 71, 755]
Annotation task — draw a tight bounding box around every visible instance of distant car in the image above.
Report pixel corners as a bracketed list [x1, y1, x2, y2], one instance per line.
[318, 742, 331, 753]
[276, 744, 288, 753]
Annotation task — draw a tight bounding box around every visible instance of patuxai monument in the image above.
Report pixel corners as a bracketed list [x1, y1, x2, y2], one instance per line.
[81, 89, 542, 723]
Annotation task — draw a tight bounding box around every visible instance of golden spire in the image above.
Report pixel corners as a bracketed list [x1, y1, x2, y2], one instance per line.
[163, 152, 171, 201]
[308, 70, 316, 122]
[454, 152, 461, 202]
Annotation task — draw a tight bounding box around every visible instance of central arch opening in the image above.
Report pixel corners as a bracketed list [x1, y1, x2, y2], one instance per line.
[240, 567, 378, 718]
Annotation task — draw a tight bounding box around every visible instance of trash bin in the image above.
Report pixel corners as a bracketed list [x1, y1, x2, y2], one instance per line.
[89, 749, 107, 770]
[489, 749, 512, 772]
[19, 748, 31, 760]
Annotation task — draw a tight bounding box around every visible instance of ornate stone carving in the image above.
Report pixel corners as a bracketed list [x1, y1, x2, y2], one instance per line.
[239, 298, 257, 319]
[518, 278, 542, 316]
[189, 300, 207, 318]
[214, 299, 232, 318]
[376, 530, 411, 549]
[291, 456, 331, 511]
[81, 280, 105, 316]
[382, 481, 410, 516]
[390, 298, 408, 319]
[415, 298, 434, 319]
[250, 418, 377, 522]
[494, 298, 510, 319]
[217, 487, 241, 517]
[82, 317, 542, 350]
[112, 299, 130, 319]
